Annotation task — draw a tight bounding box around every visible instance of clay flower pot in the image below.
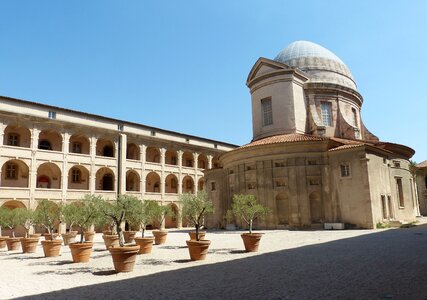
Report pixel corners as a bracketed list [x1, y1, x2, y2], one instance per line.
[241, 233, 263, 252]
[102, 234, 119, 250]
[186, 239, 211, 261]
[43, 233, 60, 240]
[41, 239, 62, 257]
[152, 230, 168, 245]
[0, 236, 8, 249]
[6, 237, 21, 251]
[188, 231, 206, 241]
[69, 242, 93, 263]
[108, 245, 140, 272]
[123, 231, 137, 243]
[62, 231, 78, 246]
[20, 237, 39, 253]
[83, 231, 95, 242]
[134, 237, 154, 254]
[29, 233, 42, 238]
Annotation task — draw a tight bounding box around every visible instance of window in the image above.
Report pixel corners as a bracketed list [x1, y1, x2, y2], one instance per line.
[340, 163, 350, 177]
[396, 178, 404, 207]
[275, 162, 285, 167]
[393, 161, 401, 168]
[261, 98, 273, 126]
[71, 168, 81, 183]
[309, 179, 320, 186]
[248, 183, 256, 190]
[38, 140, 52, 150]
[48, 111, 56, 119]
[117, 124, 124, 131]
[171, 156, 177, 165]
[7, 133, 19, 146]
[186, 138, 190, 143]
[214, 143, 218, 149]
[72, 142, 82, 154]
[387, 196, 394, 219]
[211, 182, 216, 191]
[321, 102, 332, 126]
[151, 131, 156, 137]
[381, 195, 387, 219]
[276, 180, 286, 187]
[5, 164, 17, 179]
[351, 108, 358, 127]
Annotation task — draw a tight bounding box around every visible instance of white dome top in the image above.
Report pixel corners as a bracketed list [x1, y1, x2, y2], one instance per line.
[274, 41, 357, 90]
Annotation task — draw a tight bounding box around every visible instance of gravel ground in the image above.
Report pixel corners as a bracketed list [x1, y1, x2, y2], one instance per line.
[1, 219, 427, 300]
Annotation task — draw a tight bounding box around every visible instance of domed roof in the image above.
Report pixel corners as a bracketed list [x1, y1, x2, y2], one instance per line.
[274, 41, 357, 90]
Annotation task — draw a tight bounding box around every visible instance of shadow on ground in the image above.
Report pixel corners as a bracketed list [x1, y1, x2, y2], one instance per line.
[16, 225, 427, 299]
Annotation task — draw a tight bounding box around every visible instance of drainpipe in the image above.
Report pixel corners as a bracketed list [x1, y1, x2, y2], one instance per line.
[117, 134, 122, 195]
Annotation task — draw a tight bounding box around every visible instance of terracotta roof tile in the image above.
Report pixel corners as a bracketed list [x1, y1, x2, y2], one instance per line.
[240, 133, 325, 149]
[417, 160, 427, 168]
[328, 144, 365, 152]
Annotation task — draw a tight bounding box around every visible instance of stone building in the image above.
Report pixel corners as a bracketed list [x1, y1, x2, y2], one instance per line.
[0, 95, 237, 233]
[416, 160, 427, 215]
[205, 41, 418, 229]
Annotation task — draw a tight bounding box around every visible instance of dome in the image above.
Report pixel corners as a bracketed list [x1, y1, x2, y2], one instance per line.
[274, 41, 357, 90]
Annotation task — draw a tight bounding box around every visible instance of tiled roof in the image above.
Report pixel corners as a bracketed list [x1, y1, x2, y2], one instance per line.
[240, 133, 325, 149]
[328, 144, 365, 152]
[417, 160, 427, 168]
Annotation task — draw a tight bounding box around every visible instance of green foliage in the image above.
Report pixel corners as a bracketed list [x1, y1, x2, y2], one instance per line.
[409, 160, 418, 177]
[0, 207, 11, 230]
[229, 194, 269, 233]
[180, 191, 213, 240]
[126, 200, 158, 237]
[13, 208, 35, 238]
[376, 222, 391, 229]
[0, 208, 19, 237]
[150, 201, 173, 229]
[34, 199, 61, 239]
[100, 195, 140, 246]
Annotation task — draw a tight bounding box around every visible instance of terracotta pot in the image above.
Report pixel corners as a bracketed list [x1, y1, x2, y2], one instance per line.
[29, 233, 42, 238]
[188, 231, 206, 241]
[20, 237, 39, 253]
[108, 245, 140, 272]
[186, 239, 211, 261]
[41, 240, 62, 257]
[84, 231, 95, 242]
[69, 242, 93, 263]
[0, 236, 8, 249]
[6, 237, 21, 251]
[241, 233, 263, 252]
[123, 231, 137, 243]
[102, 230, 113, 235]
[62, 231, 78, 245]
[134, 237, 154, 254]
[102, 234, 119, 250]
[152, 230, 168, 245]
[43, 233, 60, 240]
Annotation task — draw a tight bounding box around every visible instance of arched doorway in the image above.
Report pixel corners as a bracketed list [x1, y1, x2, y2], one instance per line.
[165, 203, 179, 228]
[309, 192, 323, 224]
[276, 192, 289, 225]
[96, 168, 115, 191]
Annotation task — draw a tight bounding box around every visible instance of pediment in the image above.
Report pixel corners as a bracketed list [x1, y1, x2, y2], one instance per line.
[246, 57, 293, 84]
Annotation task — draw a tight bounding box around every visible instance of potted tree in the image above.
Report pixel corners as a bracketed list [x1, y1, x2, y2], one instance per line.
[151, 202, 172, 245]
[14, 208, 39, 253]
[128, 200, 157, 254]
[0, 207, 10, 249]
[65, 195, 103, 263]
[229, 194, 269, 252]
[100, 195, 140, 272]
[3, 208, 21, 251]
[60, 203, 78, 245]
[34, 199, 62, 257]
[180, 191, 213, 261]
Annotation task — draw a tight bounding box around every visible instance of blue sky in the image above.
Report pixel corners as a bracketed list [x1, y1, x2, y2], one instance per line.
[0, 1, 426, 162]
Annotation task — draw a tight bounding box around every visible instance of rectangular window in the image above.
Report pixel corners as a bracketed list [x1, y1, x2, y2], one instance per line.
[351, 108, 358, 127]
[321, 102, 332, 126]
[396, 178, 404, 207]
[71, 169, 81, 183]
[387, 196, 394, 219]
[261, 98, 273, 126]
[48, 111, 56, 119]
[72, 142, 82, 154]
[393, 161, 401, 168]
[7, 134, 19, 146]
[6, 164, 17, 179]
[211, 182, 216, 191]
[381, 195, 387, 219]
[340, 163, 350, 177]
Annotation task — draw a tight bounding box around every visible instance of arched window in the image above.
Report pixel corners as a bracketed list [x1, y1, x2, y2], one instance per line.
[38, 140, 52, 150]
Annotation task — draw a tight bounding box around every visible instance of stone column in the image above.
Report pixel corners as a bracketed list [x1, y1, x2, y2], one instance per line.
[160, 148, 166, 197]
[0, 122, 6, 145]
[89, 135, 98, 194]
[193, 153, 199, 194]
[61, 132, 70, 201]
[207, 155, 213, 170]
[119, 133, 127, 195]
[141, 144, 147, 195]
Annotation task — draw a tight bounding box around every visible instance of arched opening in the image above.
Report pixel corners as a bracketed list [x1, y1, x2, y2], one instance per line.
[198, 178, 205, 191]
[37, 163, 61, 189]
[1, 200, 27, 237]
[146, 147, 160, 163]
[165, 174, 178, 194]
[1, 159, 29, 188]
[165, 149, 177, 165]
[165, 203, 178, 228]
[126, 143, 140, 160]
[309, 191, 323, 224]
[68, 166, 89, 190]
[38, 130, 62, 151]
[212, 156, 222, 169]
[96, 167, 115, 191]
[198, 154, 208, 169]
[182, 176, 194, 194]
[4, 125, 31, 148]
[96, 139, 115, 157]
[69, 134, 90, 154]
[182, 152, 194, 167]
[145, 172, 161, 193]
[276, 192, 289, 225]
[126, 170, 140, 191]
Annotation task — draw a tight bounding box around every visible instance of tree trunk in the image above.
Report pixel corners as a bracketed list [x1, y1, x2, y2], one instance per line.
[249, 219, 253, 234]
